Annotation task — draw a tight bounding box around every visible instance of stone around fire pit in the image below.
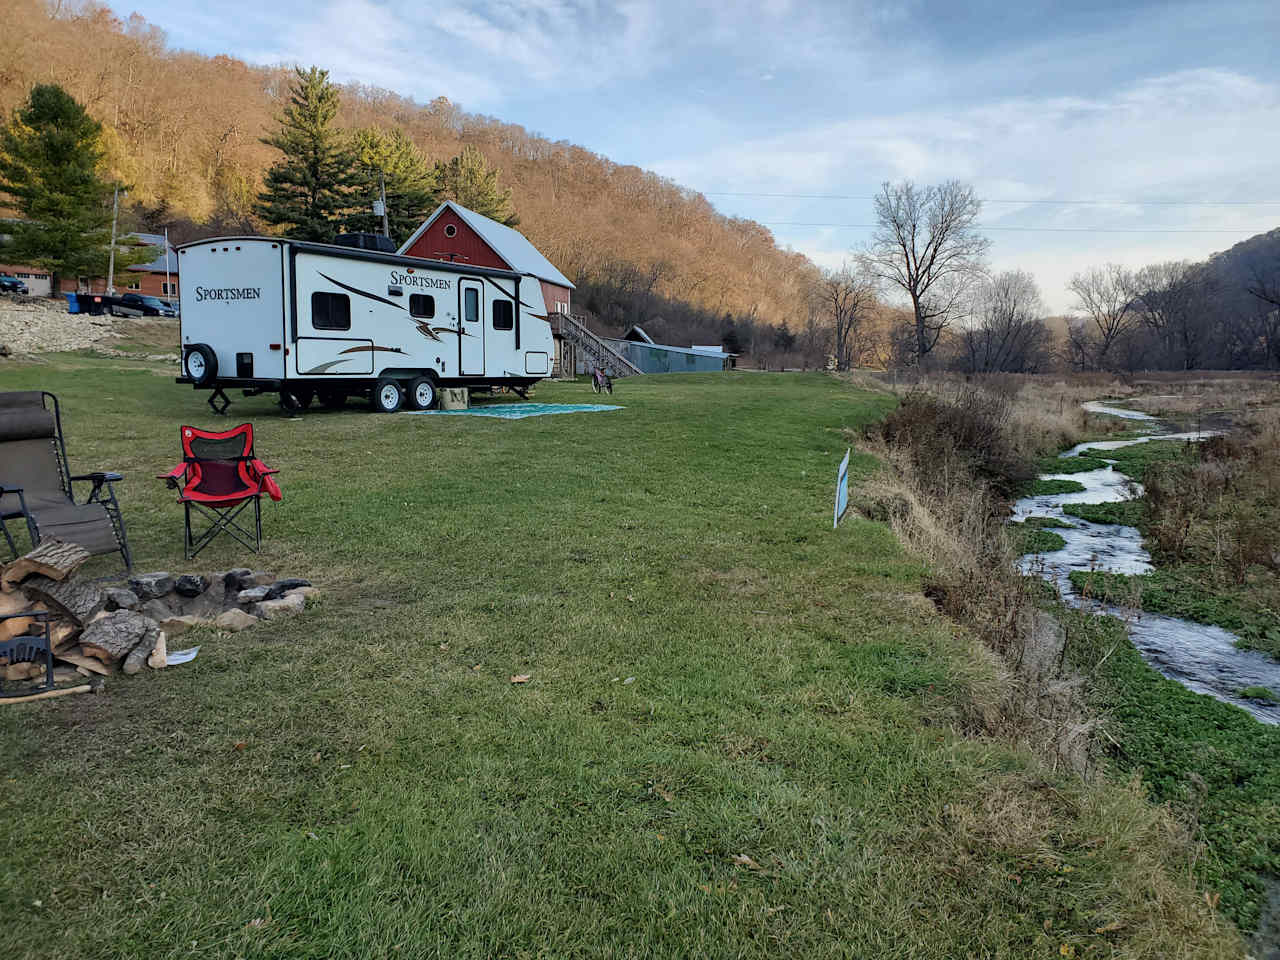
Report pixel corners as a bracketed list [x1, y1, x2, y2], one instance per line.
[237, 586, 270, 604]
[129, 572, 174, 601]
[265, 578, 312, 601]
[104, 587, 140, 611]
[214, 608, 259, 631]
[252, 592, 306, 619]
[174, 574, 210, 597]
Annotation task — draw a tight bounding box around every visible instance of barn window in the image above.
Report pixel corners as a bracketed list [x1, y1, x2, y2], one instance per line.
[492, 300, 513, 331]
[311, 291, 351, 330]
[444, 223, 457, 238]
[409, 294, 435, 318]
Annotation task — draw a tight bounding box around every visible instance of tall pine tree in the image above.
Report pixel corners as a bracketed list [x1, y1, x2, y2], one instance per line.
[343, 127, 439, 245]
[255, 66, 356, 241]
[0, 84, 141, 296]
[434, 146, 519, 226]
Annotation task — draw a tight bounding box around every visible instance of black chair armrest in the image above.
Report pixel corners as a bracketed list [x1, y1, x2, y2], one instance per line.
[0, 482, 23, 494]
[70, 472, 123, 505]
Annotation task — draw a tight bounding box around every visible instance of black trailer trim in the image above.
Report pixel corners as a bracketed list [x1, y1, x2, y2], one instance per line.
[317, 270, 405, 310]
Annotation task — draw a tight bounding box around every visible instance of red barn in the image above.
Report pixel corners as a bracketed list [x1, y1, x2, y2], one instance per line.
[398, 201, 573, 315]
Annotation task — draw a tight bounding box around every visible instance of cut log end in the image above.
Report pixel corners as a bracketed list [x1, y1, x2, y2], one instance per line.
[1, 540, 91, 591]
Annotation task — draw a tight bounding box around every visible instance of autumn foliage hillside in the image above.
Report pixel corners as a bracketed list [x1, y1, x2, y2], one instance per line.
[0, 0, 817, 330]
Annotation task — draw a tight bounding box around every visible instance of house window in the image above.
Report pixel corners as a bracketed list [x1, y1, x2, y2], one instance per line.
[126, 279, 141, 291]
[162, 281, 177, 296]
[409, 294, 435, 319]
[311, 291, 351, 330]
[492, 300, 513, 331]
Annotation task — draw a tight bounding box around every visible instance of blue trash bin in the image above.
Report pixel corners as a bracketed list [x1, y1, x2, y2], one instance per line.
[64, 292, 79, 314]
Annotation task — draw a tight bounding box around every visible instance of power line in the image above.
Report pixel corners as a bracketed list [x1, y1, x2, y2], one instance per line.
[759, 222, 1268, 234]
[704, 191, 1280, 207]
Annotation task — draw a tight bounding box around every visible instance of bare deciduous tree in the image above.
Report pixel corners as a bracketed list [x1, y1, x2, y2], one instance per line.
[857, 180, 990, 366]
[959, 270, 1053, 373]
[1130, 261, 1213, 369]
[1067, 263, 1138, 369]
[815, 266, 876, 371]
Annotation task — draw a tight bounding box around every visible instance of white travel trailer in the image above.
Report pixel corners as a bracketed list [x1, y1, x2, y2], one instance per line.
[174, 235, 555, 413]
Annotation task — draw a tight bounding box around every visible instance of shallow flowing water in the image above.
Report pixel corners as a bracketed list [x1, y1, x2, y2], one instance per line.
[1014, 411, 1280, 724]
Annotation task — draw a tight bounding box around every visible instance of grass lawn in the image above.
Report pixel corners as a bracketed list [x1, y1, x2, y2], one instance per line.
[0, 359, 1237, 958]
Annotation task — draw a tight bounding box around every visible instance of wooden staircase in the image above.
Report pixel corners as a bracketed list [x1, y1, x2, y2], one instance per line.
[554, 313, 644, 377]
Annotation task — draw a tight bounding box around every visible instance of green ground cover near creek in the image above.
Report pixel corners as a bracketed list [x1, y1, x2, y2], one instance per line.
[1, 357, 1246, 958]
[1058, 603, 1280, 935]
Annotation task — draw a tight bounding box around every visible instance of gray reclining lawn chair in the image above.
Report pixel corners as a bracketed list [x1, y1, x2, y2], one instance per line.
[0, 391, 132, 571]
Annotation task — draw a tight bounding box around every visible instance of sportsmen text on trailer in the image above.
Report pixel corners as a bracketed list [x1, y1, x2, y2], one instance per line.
[193, 286, 264, 302]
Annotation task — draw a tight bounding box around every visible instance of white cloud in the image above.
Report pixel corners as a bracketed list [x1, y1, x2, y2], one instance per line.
[649, 68, 1280, 310]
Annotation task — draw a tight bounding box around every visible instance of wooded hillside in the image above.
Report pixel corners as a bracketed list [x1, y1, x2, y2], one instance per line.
[0, 0, 817, 331]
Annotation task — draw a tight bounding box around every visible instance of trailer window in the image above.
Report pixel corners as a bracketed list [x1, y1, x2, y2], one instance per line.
[464, 287, 479, 324]
[312, 292, 350, 330]
[409, 294, 435, 319]
[492, 300, 513, 331]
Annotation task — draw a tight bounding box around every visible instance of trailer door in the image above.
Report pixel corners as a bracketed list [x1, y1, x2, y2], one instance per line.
[459, 279, 485, 375]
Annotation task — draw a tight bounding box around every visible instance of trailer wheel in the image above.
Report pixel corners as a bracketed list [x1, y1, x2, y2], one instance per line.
[371, 378, 403, 413]
[183, 344, 218, 386]
[406, 376, 437, 411]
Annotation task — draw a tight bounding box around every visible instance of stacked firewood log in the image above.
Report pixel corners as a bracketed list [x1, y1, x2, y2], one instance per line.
[1, 540, 317, 700]
[0, 540, 164, 689]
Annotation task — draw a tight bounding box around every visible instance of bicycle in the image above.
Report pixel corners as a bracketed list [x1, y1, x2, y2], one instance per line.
[590, 366, 613, 395]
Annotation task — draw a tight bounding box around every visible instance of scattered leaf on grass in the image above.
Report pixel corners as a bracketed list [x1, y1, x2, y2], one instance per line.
[623, 676, 636, 685]
[654, 785, 674, 802]
[306, 832, 318, 841]
[233, 741, 246, 751]
[1059, 945, 1074, 957]
[511, 674, 531, 684]
[438, 643, 448, 651]
[1093, 921, 1123, 934]
[246, 918, 267, 929]
[472, 665, 482, 671]
[731, 854, 762, 871]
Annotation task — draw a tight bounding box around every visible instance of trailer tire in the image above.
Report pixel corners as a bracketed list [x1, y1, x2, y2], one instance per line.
[406, 376, 438, 411]
[371, 378, 403, 413]
[183, 344, 218, 386]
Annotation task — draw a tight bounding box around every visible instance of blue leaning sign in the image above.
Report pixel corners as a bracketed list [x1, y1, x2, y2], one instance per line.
[834, 448, 851, 529]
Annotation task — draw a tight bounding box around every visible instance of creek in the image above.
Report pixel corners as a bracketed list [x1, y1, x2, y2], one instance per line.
[1013, 405, 1280, 724]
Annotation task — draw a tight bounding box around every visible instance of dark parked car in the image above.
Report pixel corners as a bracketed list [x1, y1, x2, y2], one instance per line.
[0, 274, 29, 295]
[109, 293, 177, 318]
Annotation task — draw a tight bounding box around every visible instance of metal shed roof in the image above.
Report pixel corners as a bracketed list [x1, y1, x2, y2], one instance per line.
[397, 201, 574, 290]
[126, 233, 179, 273]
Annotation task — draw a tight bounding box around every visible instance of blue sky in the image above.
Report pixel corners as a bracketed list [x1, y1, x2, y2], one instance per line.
[111, 0, 1280, 311]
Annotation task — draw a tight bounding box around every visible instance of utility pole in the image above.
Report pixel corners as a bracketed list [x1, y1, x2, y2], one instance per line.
[377, 169, 390, 238]
[164, 226, 171, 302]
[106, 185, 121, 294]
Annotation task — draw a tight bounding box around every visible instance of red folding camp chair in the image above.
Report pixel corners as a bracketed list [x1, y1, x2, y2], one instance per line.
[159, 423, 282, 560]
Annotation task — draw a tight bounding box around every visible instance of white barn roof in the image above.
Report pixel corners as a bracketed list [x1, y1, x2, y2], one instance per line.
[397, 201, 575, 290]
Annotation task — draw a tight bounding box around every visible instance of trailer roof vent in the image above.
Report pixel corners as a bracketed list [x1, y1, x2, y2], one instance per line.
[334, 232, 395, 253]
